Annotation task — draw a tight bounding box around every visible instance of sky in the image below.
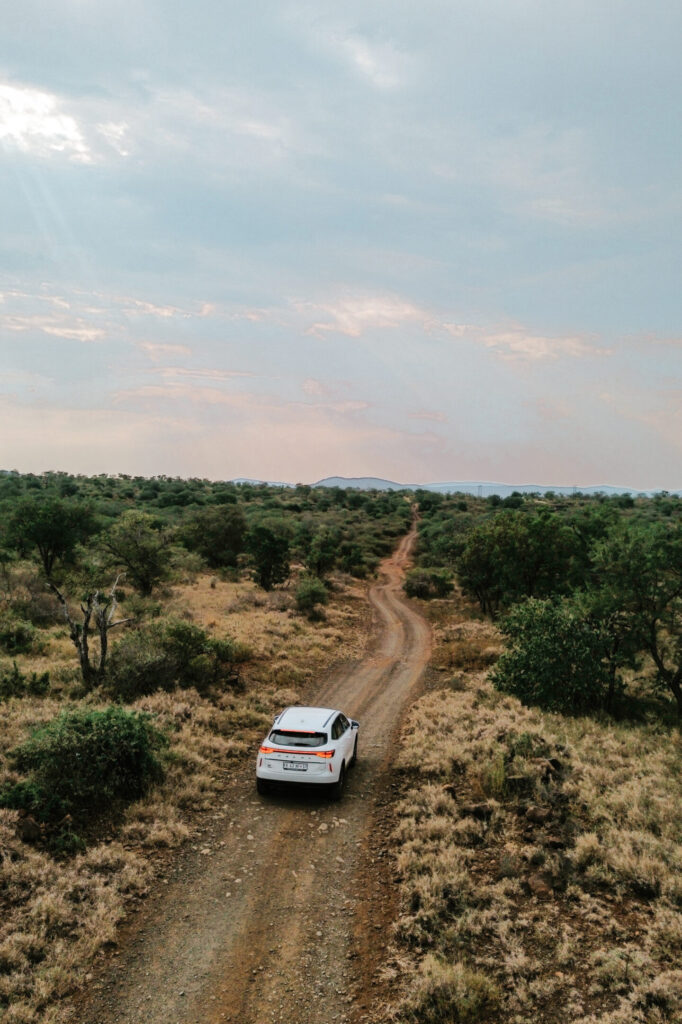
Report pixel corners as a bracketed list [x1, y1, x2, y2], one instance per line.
[1, 0, 680, 489]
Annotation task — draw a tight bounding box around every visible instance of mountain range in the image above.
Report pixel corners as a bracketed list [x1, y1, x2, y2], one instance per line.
[233, 476, 680, 497]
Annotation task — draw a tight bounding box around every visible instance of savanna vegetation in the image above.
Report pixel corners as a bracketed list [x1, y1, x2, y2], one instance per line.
[0, 469, 411, 1022]
[412, 488, 682, 717]
[2, 470, 681, 1024]
[384, 487, 682, 1024]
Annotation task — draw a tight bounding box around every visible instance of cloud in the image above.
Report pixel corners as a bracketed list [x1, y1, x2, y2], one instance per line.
[295, 292, 607, 362]
[96, 121, 130, 157]
[479, 328, 605, 362]
[114, 385, 248, 406]
[302, 377, 329, 397]
[0, 312, 105, 342]
[138, 342, 192, 360]
[298, 295, 431, 337]
[120, 298, 191, 319]
[0, 81, 91, 162]
[337, 34, 404, 89]
[0, 287, 221, 349]
[156, 367, 255, 383]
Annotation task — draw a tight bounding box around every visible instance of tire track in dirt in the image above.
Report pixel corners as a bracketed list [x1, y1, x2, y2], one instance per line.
[77, 527, 429, 1024]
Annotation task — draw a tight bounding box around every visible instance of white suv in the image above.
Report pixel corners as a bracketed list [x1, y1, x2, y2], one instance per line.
[256, 706, 359, 800]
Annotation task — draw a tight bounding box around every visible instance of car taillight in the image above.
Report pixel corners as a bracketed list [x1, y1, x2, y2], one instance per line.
[258, 745, 334, 757]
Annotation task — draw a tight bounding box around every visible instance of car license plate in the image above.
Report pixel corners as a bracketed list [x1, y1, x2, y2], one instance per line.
[283, 761, 307, 771]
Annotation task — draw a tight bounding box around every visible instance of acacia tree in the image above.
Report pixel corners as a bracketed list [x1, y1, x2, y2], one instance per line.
[103, 511, 172, 595]
[457, 511, 574, 616]
[180, 505, 246, 568]
[8, 496, 97, 578]
[48, 575, 132, 689]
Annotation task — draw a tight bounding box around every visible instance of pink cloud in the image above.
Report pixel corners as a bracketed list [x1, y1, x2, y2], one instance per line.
[408, 409, 447, 423]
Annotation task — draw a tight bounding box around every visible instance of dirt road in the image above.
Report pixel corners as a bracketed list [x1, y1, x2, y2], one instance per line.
[78, 527, 430, 1024]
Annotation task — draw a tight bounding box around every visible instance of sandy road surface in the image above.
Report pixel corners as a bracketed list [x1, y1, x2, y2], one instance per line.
[78, 528, 430, 1024]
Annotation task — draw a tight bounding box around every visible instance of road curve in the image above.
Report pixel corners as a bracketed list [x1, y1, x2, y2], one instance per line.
[77, 526, 430, 1024]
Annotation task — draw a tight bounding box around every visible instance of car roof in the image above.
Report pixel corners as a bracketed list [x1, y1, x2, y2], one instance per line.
[274, 706, 340, 731]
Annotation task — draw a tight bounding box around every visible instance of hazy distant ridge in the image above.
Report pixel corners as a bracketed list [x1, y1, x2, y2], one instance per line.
[313, 476, 673, 497]
[232, 475, 680, 497]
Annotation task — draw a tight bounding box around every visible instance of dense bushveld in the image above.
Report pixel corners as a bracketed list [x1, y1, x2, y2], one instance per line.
[412, 488, 682, 717]
[384, 489, 682, 1024]
[0, 470, 411, 1022]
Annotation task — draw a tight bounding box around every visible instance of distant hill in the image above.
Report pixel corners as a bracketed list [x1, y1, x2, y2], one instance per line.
[229, 475, 679, 497]
[311, 476, 680, 497]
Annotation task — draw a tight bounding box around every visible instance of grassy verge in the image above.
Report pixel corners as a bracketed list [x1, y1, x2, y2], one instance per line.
[384, 590, 682, 1024]
[0, 569, 368, 1023]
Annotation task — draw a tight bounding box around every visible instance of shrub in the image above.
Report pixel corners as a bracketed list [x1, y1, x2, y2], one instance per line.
[399, 956, 501, 1024]
[404, 568, 454, 600]
[0, 706, 167, 824]
[295, 575, 329, 617]
[0, 660, 50, 700]
[105, 620, 246, 700]
[0, 615, 37, 654]
[337, 541, 370, 577]
[104, 628, 176, 700]
[492, 598, 608, 713]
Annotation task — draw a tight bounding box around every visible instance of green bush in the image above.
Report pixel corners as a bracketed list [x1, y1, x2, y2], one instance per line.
[404, 568, 454, 600]
[0, 706, 167, 824]
[0, 660, 50, 700]
[295, 575, 329, 617]
[0, 616, 37, 654]
[105, 620, 246, 700]
[492, 598, 608, 714]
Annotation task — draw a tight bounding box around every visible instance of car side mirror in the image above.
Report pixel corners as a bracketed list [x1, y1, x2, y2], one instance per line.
[351, 720, 359, 729]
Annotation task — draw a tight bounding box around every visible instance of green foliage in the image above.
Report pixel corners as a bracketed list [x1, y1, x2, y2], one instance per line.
[592, 521, 682, 714]
[0, 706, 167, 824]
[337, 540, 373, 577]
[416, 491, 445, 513]
[105, 619, 246, 700]
[305, 527, 339, 577]
[404, 568, 454, 600]
[7, 496, 97, 578]
[295, 575, 329, 617]
[247, 521, 290, 590]
[180, 505, 247, 568]
[492, 598, 609, 713]
[0, 615, 37, 654]
[103, 510, 172, 595]
[457, 511, 575, 616]
[0, 660, 50, 700]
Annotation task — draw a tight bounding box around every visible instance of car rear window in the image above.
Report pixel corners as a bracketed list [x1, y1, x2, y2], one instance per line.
[270, 730, 327, 747]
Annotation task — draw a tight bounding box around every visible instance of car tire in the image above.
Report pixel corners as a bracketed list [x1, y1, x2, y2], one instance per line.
[329, 763, 346, 801]
[256, 777, 271, 796]
[350, 736, 358, 767]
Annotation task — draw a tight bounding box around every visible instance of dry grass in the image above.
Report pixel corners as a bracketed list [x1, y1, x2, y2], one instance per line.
[385, 590, 682, 1024]
[0, 568, 369, 1023]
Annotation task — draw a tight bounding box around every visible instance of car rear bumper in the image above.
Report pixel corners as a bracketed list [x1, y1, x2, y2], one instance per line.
[256, 760, 340, 784]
